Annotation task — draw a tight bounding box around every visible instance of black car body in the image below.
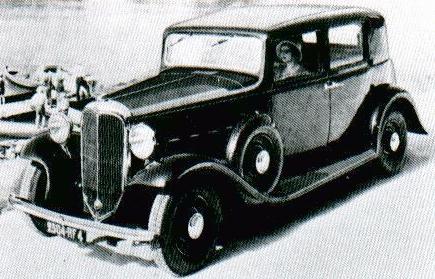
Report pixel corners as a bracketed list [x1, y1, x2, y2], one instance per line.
[10, 5, 426, 275]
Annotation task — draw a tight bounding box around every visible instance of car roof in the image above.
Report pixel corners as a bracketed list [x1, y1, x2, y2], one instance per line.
[169, 5, 382, 32]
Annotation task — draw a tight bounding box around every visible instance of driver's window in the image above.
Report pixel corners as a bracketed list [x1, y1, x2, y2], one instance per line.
[273, 30, 319, 81]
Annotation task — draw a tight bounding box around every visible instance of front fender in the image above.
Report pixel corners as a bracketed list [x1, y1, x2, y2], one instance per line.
[20, 132, 82, 210]
[128, 154, 267, 204]
[20, 132, 81, 176]
[128, 154, 215, 188]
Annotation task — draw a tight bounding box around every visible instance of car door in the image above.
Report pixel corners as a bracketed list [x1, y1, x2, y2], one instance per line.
[326, 20, 373, 142]
[271, 29, 330, 155]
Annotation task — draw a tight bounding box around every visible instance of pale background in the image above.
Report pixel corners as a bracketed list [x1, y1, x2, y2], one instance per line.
[0, 1, 434, 278]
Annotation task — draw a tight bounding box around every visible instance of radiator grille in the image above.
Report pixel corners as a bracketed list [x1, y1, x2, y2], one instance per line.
[81, 108, 126, 220]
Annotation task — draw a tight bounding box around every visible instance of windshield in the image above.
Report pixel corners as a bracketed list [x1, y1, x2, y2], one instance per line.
[163, 33, 265, 76]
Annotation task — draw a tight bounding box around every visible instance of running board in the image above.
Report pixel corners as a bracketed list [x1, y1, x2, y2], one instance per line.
[268, 149, 378, 203]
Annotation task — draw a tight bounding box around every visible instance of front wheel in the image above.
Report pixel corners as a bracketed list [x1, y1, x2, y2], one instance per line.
[376, 111, 407, 175]
[155, 187, 223, 276]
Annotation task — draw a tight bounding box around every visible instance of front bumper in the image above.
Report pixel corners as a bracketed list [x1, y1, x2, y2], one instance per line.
[9, 194, 169, 244]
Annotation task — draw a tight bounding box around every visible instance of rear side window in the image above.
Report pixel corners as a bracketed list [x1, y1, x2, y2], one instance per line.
[369, 25, 389, 64]
[329, 23, 364, 69]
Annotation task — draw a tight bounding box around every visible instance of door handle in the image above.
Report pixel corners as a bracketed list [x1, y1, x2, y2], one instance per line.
[324, 81, 344, 91]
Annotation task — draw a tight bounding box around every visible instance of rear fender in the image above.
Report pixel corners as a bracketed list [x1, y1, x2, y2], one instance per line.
[382, 94, 427, 135]
[370, 85, 427, 135]
[336, 84, 426, 152]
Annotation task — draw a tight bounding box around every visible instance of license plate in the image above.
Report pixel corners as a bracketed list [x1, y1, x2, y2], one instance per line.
[46, 221, 86, 243]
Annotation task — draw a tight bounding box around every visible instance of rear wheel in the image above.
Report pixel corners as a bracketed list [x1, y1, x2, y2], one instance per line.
[376, 111, 407, 175]
[155, 187, 223, 276]
[29, 167, 55, 237]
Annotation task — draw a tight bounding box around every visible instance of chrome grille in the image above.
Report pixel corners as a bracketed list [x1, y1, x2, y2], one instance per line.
[81, 107, 126, 221]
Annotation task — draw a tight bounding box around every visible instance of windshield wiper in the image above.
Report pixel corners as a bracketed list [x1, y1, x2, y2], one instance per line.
[211, 39, 228, 47]
[169, 36, 188, 47]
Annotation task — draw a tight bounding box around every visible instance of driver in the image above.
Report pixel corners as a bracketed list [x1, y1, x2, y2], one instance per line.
[274, 40, 304, 81]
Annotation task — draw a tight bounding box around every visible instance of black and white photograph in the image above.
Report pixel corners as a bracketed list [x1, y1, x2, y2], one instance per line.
[0, 0, 433, 278]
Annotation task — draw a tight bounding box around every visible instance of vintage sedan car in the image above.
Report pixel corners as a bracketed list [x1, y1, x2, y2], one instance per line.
[9, 5, 426, 275]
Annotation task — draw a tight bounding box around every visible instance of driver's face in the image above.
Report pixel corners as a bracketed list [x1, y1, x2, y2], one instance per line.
[280, 46, 294, 63]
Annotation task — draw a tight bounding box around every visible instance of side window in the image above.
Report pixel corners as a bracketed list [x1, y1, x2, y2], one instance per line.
[273, 30, 320, 81]
[329, 23, 364, 69]
[369, 25, 389, 64]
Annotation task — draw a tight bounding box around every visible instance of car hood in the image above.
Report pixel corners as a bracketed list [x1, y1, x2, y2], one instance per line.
[105, 72, 256, 115]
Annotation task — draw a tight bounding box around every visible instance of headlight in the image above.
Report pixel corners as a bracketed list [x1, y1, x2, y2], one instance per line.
[129, 123, 156, 159]
[48, 113, 72, 144]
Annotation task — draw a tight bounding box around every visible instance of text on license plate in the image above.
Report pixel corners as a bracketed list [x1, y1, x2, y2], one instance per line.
[46, 221, 86, 243]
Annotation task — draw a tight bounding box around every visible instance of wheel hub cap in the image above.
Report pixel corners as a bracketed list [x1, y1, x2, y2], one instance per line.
[389, 132, 400, 152]
[187, 212, 204, 240]
[255, 150, 271, 174]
